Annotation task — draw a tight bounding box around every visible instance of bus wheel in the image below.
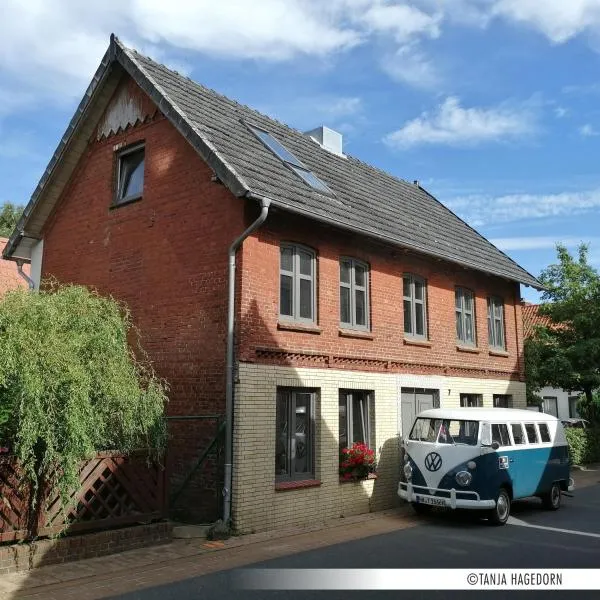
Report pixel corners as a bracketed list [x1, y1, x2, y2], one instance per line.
[489, 488, 511, 526]
[542, 483, 561, 511]
[411, 502, 432, 515]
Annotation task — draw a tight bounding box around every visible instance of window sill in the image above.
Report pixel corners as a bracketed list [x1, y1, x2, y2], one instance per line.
[275, 479, 322, 491]
[339, 328, 374, 340]
[339, 473, 378, 484]
[404, 337, 431, 348]
[109, 194, 143, 210]
[277, 321, 322, 334]
[456, 345, 481, 354]
[489, 349, 509, 357]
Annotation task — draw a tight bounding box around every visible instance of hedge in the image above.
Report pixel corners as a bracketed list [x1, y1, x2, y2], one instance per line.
[565, 427, 600, 465]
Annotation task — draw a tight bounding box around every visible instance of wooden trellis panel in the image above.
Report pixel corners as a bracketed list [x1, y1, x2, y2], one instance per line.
[0, 453, 165, 543]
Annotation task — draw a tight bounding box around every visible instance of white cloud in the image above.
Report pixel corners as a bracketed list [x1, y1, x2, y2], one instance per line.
[361, 3, 441, 42]
[492, 0, 600, 44]
[554, 106, 568, 118]
[381, 44, 441, 89]
[490, 236, 600, 251]
[446, 188, 600, 227]
[385, 96, 536, 148]
[579, 123, 600, 137]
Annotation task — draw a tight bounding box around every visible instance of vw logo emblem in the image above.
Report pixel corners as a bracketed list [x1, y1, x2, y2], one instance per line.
[424, 452, 442, 472]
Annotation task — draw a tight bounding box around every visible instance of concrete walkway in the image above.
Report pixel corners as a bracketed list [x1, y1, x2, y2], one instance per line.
[1, 464, 598, 600]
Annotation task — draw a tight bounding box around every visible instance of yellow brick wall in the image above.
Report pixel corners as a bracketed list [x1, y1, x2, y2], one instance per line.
[232, 363, 526, 534]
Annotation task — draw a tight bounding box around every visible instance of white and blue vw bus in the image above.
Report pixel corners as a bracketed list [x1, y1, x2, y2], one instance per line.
[398, 408, 574, 525]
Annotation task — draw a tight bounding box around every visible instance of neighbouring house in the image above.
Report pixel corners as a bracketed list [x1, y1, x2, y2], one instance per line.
[522, 302, 582, 420]
[2, 35, 542, 535]
[0, 237, 29, 296]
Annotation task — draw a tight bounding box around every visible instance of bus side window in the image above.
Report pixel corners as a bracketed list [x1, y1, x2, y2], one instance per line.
[538, 423, 551, 443]
[525, 423, 539, 444]
[511, 423, 526, 445]
[492, 423, 511, 447]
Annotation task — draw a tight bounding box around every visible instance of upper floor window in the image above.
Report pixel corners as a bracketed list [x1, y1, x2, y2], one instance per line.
[280, 244, 316, 323]
[456, 287, 476, 346]
[115, 144, 144, 205]
[487, 297, 505, 349]
[403, 275, 427, 339]
[340, 258, 369, 330]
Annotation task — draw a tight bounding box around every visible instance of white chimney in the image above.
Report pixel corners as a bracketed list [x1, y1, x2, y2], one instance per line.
[304, 126, 344, 157]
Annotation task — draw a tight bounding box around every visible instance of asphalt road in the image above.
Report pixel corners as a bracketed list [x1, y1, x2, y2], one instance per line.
[111, 484, 600, 600]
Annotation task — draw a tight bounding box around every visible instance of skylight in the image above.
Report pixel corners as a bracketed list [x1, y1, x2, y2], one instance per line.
[248, 125, 333, 195]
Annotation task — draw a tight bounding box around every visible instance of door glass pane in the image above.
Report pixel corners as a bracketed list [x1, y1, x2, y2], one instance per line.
[340, 286, 351, 324]
[340, 260, 351, 284]
[404, 300, 413, 334]
[414, 279, 424, 301]
[355, 289, 366, 326]
[281, 247, 293, 272]
[339, 395, 348, 449]
[299, 278, 312, 319]
[280, 275, 293, 316]
[403, 277, 411, 298]
[276, 394, 289, 476]
[299, 251, 312, 276]
[354, 264, 365, 287]
[294, 393, 310, 474]
[415, 303, 424, 336]
[352, 395, 368, 445]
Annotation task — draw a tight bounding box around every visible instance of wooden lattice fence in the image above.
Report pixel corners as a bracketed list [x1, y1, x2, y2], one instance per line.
[0, 452, 166, 543]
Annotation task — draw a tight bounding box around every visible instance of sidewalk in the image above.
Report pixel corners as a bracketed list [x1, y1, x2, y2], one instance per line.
[2, 465, 597, 600]
[0, 508, 418, 600]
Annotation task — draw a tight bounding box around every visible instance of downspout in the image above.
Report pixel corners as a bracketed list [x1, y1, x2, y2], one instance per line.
[15, 259, 35, 291]
[223, 196, 271, 527]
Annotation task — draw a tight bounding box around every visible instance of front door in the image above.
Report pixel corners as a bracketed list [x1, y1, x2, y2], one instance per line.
[400, 388, 439, 440]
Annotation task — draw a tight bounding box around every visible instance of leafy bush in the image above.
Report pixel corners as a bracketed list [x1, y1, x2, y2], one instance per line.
[0, 283, 168, 508]
[565, 427, 600, 465]
[340, 442, 376, 481]
[576, 392, 600, 425]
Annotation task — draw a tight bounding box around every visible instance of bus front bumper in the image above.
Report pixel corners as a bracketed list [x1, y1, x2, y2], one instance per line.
[398, 481, 495, 510]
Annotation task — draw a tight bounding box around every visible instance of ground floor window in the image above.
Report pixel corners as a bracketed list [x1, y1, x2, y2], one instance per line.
[569, 396, 580, 418]
[493, 394, 513, 408]
[542, 396, 558, 418]
[339, 390, 373, 450]
[275, 388, 317, 482]
[460, 393, 483, 407]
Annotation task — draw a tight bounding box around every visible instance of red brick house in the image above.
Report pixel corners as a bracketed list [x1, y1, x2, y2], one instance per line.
[3, 35, 542, 533]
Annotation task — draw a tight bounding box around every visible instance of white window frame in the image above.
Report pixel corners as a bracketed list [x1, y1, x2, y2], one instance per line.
[340, 258, 370, 330]
[456, 287, 476, 346]
[279, 243, 317, 324]
[403, 274, 428, 339]
[542, 396, 558, 418]
[487, 296, 506, 350]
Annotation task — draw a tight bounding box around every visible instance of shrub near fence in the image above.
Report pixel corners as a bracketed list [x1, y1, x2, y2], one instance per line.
[565, 428, 600, 466]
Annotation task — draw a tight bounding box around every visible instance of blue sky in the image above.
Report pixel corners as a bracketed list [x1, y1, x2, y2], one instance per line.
[2, 1, 600, 302]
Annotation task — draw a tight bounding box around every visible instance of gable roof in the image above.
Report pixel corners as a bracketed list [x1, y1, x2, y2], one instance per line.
[522, 303, 554, 338]
[2, 35, 542, 289]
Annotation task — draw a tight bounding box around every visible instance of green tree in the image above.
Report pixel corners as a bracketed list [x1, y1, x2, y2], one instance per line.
[0, 202, 24, 237]
[0, 283, 168, 519]
[526, 244, 600, 418]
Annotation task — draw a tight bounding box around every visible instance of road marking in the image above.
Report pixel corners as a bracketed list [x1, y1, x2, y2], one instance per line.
[508, 516, 600, 539]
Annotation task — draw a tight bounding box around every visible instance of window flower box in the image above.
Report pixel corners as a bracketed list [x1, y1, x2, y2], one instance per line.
[339, 442, 376, 482]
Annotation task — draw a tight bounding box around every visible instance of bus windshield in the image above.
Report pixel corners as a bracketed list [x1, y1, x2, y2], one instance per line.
[409, 418, 479, 446]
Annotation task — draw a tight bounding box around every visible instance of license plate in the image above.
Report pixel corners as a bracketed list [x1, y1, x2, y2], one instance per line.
[416, 495, 446, 506]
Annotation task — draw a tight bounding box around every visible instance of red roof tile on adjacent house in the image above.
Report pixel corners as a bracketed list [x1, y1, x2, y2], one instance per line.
[0, 237, 28, 297]
[522, 302, 553, 339]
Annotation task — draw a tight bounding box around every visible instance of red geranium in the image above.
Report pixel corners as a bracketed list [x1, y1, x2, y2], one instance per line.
[339, 441, 377, 480]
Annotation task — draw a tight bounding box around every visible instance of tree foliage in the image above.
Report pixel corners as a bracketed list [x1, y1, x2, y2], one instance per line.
[0, 202, 23, 237]
[525, 244, 600, 421]
[0, 283, 168, 508]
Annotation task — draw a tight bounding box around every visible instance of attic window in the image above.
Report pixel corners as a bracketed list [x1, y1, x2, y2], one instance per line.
[248, 125, 333, 195]
[115, 144, 145, 206]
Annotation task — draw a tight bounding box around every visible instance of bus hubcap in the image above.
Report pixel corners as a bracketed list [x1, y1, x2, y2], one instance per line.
[552, 486, 560, 506]
[497, 494, 508, 520]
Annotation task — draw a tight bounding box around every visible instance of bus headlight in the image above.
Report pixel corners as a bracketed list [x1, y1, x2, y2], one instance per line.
[403, 462, 413, 480]
[455, 471, 472, 487]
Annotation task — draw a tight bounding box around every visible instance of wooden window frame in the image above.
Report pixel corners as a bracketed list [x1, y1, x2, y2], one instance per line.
[403, 274, 428, 340]
[487, 296, 506, 350]
[456, 287, 476, 346]
[279, 243, 317, 324]
[339, 258, 370, 331]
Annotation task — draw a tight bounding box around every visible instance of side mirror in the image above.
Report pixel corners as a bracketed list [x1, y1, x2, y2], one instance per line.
[491, 441, 500, 451]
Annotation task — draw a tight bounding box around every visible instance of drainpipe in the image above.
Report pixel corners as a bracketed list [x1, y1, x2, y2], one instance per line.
[223, 196, 271, 527]
[15, 259, 35, 290]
